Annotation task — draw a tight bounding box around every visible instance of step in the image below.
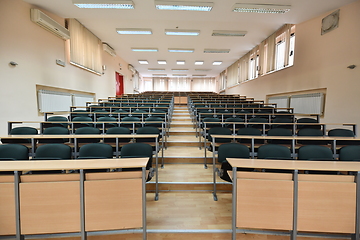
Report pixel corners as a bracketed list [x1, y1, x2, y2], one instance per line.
[169, 127, 196, 135]
[171, 117, 191, 121]
[166, 136, 200, 147]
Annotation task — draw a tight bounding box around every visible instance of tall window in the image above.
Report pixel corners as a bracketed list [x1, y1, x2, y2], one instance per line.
[288, 33, 296, 66]
[68, 19, 103, 75]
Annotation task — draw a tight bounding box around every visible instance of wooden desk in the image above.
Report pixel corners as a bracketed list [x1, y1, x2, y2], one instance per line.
[210, 134, 360, 201]
[0, 134, 161, 201]
[226, 158, 360, 240]
[0, 158, 149, 240]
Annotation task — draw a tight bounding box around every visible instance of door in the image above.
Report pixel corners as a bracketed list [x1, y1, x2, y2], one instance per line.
[115, 72, 124, 96]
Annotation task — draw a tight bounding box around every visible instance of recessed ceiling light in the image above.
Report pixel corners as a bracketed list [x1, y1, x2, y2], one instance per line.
[148, 68, 165, 71]
[172, 69, 188, 71]
[195, 61, 204, 65]
[177, 60, 185, 65]
[131, 48, 158, 52]
[173, 74, 187, 76]
[232, 3, 291, 14]
[212, 61, 222, 65]
[116, 28, 152, 34]
[73, 0, 134, 9]
[192, 74, 207, 77]
[138, 60, 149, 64]
[212, 30, 247, 37]
[158, 60, 167, 65]
[168, 48, 194, 53]
[204, 49, 230, 53]
[165, 29, 200, 36]
[155, 1, 213, 11]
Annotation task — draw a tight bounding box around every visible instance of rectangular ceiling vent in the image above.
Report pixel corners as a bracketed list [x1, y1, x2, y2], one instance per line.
[30, 9, 70, 40]
[103, 43, 116, 56]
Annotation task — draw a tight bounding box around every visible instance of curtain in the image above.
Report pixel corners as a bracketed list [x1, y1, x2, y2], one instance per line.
[68, 19, 103, 75]
[226, 60, 239, 87]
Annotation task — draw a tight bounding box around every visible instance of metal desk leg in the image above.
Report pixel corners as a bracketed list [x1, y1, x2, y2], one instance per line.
[212, 138, 217, 201]
[142, 167, 147, 240]
[232, 166, 237, 240]
[14, 171, 24, 240]
[355, 171, 360, 240]
[291, 169, 298, 240]
[80, 169, 87, 240]
[155, 139, 159, 201]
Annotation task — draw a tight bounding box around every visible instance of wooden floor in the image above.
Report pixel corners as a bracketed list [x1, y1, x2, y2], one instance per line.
[25, 105, 350, 240]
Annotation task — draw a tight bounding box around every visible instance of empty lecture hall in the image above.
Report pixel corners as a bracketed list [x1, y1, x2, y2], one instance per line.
[1, 0, 360, 240]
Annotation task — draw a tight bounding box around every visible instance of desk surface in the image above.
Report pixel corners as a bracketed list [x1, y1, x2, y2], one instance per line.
[211, 134, 360, 141]
[0, 158, 148, 171]
[0, 134, 159, 139]
[227, 158, 360, 172]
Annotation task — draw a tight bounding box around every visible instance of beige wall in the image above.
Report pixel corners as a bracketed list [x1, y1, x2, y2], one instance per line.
[0, 0, 134, 135]
[225, 0, 360, 127]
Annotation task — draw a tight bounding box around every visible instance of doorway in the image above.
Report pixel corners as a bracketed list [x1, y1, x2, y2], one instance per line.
[115, 72, 124, 96]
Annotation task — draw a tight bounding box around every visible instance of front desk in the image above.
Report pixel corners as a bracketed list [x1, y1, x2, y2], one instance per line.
[0, 158, 148, 240]
[227, 158, 360, 240]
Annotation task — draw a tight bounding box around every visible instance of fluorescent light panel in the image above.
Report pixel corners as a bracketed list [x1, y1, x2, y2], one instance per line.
[138, 60, 148, 64]
[155, 1, 213, 11]
[168, 48, 194, 53]
[131, 48, 158, 52]
[195, 69, 211, 71]
[172, 69, 188, 71]
[193, 74, 206, 77]
[148, 68, 165, 71]
[232, 3, 291, 14]
[173, 74, 187, 76]
[212, 30, 247, 37]
[177, 60, 185, 65]
[157, 60, 167, 65]
[117, 28, 152, 34]
[212, 61, 222, 65]
[73, 0, 134, 9]
[153, 74, 167, 76]
[195, 61, 204, 65]
[165, 29, 200, 36]
[204, 49, 230, 53]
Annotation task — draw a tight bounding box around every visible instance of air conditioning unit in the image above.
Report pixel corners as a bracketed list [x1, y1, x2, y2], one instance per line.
[30, 9, 70, 40]
[103, 43, 116, 57]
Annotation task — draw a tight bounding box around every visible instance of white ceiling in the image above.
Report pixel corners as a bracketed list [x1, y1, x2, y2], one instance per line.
[23, 0, 355, 78]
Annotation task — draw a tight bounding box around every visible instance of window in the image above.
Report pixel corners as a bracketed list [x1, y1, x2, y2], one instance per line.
[288, 33, 295, 66]
[275, 40, 286, 70]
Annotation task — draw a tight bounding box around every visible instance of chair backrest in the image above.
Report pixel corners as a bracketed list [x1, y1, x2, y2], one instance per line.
[267, 128, 292, 144]
[297, 128, 324, 145]
[120, 143, 153, 169]
[34, 144, 72, 159]
[105, 127, 131, 143]
[208, 127, 232, 143]
[40, 126, 70, 143]
[72, 116, 93, 122]
[257, 144, 292, 160]
[136, 126, 160, 142]
[2, 127, 38, 144]
[78, 143, 113, 159]
[202, 117, 221, 128]
[298, 145, 333, 160]
[45, 116, 68, 128]
[236, 127, 263, 144]
[145, 117, 163, 127]
[75, 127, 101, 143]
[98, 116, 117, 122]
[0, 144, 29, 160]
[217, 143, 249, 163]
[296, 117, 320, 129]
[339, 145, 360, 161]
[328, 128, 355, 137]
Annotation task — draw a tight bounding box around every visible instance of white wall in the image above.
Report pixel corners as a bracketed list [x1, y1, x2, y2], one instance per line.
[224, 0, 360, 127]
[0, 0, 134, 135]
